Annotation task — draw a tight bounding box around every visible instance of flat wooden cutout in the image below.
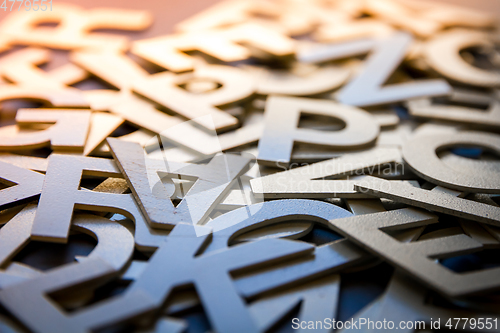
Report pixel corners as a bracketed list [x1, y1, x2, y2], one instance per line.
[0, 212, 135, 286]
[124, 238, 369, 300]
[0, 153, 47, 172]
[257, 96, 380, 166]
[85, 90, 262, 156]
[95, 129, 156, 156]
[407, 90, 500, 129]
[460, 220, 500, 249]
[251, 147, 401, 198]
[0, 212, 134, 299]
[371, 109, 400, 128]
[84, 112, 124, 156]
[297, 38, 376, 64]
[177, 0, 361, 38]
[364, 0, 441, 37]
[345, 197, 425, 244]
[14, 223, 313, 333]
[133, 63, 254, 132]
[119, 201, 368, 299]
[417, 226, 465, 242]
[466, 193, 500, 245]
[400, 0, 496, 28]
[336, 32, 451, 106]
[92, 177, 130, 195]
[425, 29, 500, 87]
[73, 50, 246, 131]
[314, 18, 394, 43]
[175, 0, 307, 34]
[233, 221, 313, 243]
[72, 214, 135, 271]
[29, 154, 167, 249]
[108, 138, 251, 227]
[340, 271, 500, 333]
[0, 161, 44, 210]
[71, 50, 148, 90]
[402, 131, 500, 193]
[0, 3, 152, 51]
[158, 63, 254, 108]
[365, 0, 493, 38]
[0, 205, 26, 227]
[131, 22, 295, 72]
[0, 47, 85, 88]
[0, 203, 37, 267]
[250, 275, 340, 333]
[354, 176, 500, 226]
[0, 109, 91, 152]
[183, 78, 220, 94]
[245, 63, 351, 96]
[45, 63, 89, 86]
[235, 239, 369, 298]
[215, 188, 255, 211]
[204, 199, 352, 252]
[0, 84, 89, 108]
[327, 207, 500, 296]
[0, 256, 149, 333]
[345, 198, 386, 216]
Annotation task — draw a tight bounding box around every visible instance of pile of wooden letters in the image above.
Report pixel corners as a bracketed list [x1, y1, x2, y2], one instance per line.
[0, 0, 499, 332]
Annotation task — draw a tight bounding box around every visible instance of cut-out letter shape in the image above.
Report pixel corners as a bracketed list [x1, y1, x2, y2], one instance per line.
[257, 96, 380, 166]
[175, 0, 292, 33]
[314, 18, 394, 43]
[252, 147, 401, 198]
[73, 50, 244, 132]
[0, 47, 87, 88]
[246, 63, 351, 96]
[407, 89, 500, 130]
[364, 0, 495, 38]
[336, 32, 451, 106]
[0, 3, 152, 51]
[30, 154, 167, 249]
[0, 206, 134, 282]
[250, 275, 340, 333]
[353, 176, 500, 226]
[133, 63, 254, 132]
[0, 153, 47, 172]
[84, 89, 262, 156]
[131, 22, 295, 72]
[0, 203, 37, 266]
[425, 29, 500, 88]
[402, 131, 500, 193]
[0, 213, 143, 333]
[342, 271, 500, 333]
[108, 138, 251, 227]
[0, 211, 135, 289]
[204, 198, 353, 252]
[0, 161, 44, 210]
[121, 200, 369, 299]
[328, 207, 500, 296]
[83, 112, 125, 156]
[0, 109, 91, 152]
[2, 223, 313, 333]
[0, 85, 89, 108]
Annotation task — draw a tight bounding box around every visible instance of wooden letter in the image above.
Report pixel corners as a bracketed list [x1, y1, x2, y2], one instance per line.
[257, 96, 380, 166]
